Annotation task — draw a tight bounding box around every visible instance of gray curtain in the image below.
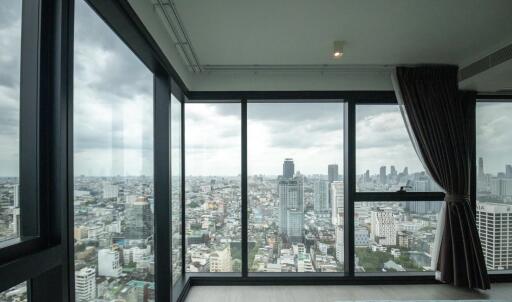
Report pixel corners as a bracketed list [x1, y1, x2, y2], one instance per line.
[393, 65, 489, 289]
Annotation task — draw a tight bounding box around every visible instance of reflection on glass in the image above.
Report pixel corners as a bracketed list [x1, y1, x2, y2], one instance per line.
[0, 282, 27, 302]
[356, 105, 441, 192]
[248, 103, 344, 272]
[74, 1, 154, 300]
[476, 102, 512, 271]
[354, 201, 441, 273]
[185, 103, 241, 272]
[0, 0, 22, 243]
[170, 94, 182, 285]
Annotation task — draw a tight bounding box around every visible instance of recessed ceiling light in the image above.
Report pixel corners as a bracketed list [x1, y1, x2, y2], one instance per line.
[333, 41, 344, 58]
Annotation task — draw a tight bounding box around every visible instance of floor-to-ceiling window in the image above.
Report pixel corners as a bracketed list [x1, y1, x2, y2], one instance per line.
[0, 0, 21, 244]
[185, 103, 242, 273]
[171, 94, 183, 287]
[74, 1, 154, 300]
[476, 100, 512, 272]
[354, 104, 442, 274]
[247, 102, 344, 273]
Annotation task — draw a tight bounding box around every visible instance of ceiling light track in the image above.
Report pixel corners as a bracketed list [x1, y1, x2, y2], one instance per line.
[191, 64, 394, 73]
[154, 0, 202, 73]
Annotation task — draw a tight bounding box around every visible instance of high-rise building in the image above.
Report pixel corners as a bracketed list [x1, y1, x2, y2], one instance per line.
[379, 166, 387, 184]
[283, 158, 295, 179]
[124, 198, 153, 239]
[314, 180, 330, 216]
[390, 166, 397, 178]
[278, 176, 304, 240]
[287, 209, 304, 242]
[335, 225, 344, 264]
[330, 181, 344, 226]
[12, 184, 19, 207]
[506, 164, 512, 178]
[75, 267, 96, 302]
[328, 164, 339, 183]
[370, 208, 396, 246]
[209, 246, 233, 272]
[102, 182, 119, 200]
[478, 157, 485, 178]
[476, 202, 512, 270]
[490, 178, 512, 197]
[98, 248, 122, 277]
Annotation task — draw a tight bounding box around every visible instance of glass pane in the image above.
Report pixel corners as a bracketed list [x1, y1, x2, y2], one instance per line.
[0, 0, 22, 243]
[74, 1, 154, 300]
[185, 103, 241, 273]
[248, 103, 344, 273]
[0, 282, 27, 302]
[170, 94, 182, 286]
[356, 105, 441, 192]
[476, 102, 512, 271]
[354, 201, 442, 273]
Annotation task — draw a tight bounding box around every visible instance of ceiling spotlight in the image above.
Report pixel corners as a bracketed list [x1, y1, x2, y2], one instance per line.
[333, 41, 344, 58]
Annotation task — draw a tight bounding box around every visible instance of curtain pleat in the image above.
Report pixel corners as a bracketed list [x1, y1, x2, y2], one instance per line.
[393, 65, 489, 289]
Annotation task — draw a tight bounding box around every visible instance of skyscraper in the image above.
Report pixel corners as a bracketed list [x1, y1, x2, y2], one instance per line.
[477, 202, 512, 270]
[314, 180, 329, 216]
[478, 157, 485, 178]
[380, 166, 387, 184]
[283, 158, 295, 179]
[506, 164, 512, 178]
[330, 181, 344, 226]
[278, 175, 304, 242]
[328, 164, 339, 183]
[124, 197, 153, 239]
[75, 267, 96, 302]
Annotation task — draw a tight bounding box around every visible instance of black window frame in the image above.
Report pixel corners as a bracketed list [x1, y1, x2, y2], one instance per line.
[1, 0, 511, 300]
[183, 94, 445, 282]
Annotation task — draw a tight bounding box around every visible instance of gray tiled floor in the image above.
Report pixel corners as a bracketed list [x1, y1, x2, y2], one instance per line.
[185, 283, 512, 302]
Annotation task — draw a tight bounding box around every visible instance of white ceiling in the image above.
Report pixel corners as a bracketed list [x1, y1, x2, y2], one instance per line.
[174, 0, 512, 66]
[131, 0, 512, 91]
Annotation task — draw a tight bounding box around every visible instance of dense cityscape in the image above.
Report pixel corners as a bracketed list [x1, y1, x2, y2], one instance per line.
[185, 158, 442, 274]
[1, 155, 511, 301]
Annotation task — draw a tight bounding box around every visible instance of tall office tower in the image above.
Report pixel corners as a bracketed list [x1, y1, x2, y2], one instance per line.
[477, 202, 512, 270]
[12, 184, 20, 236]
[314, 180, 330, 216]
[379, 166, 387, 184]
[102, 182, 119, 200]
[490, 178, 512, 197]
[370, 208, 396, 246]
[364, 170, 370, 183]
[330, 181, 344, 225]
[335, 225, 344, 264]
[124, 198, 153, 239]
[283, 158, 295, 179]
[209, 246, 233, 272]
[98, 249, 122, 277]
[402, 167, 408, 176]
[12, 184, 19, 207]
[506, 165, 512, 178]
[478, 157, 485, 178]
[287, 209, 304, 242]
[328, 164, 339, 183]
[75, 267, 96, 302]
[278, 177, 304, 240]
[390, 166, 397, 178]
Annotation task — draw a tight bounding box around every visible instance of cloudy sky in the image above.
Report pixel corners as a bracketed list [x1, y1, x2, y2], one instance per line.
[185, 103, 430, 176]
[0, 1, 21, 177]
[1, 1, 511, 178]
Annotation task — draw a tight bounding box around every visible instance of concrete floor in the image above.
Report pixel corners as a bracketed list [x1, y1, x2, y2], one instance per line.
[185, 283, 512, 302]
